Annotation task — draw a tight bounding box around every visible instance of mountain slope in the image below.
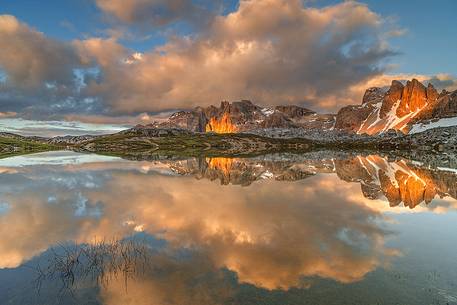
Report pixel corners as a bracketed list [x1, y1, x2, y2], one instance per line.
[335, 79, 457, 135]
[143, 100, 336, 133]
[138, 79, 456, 136]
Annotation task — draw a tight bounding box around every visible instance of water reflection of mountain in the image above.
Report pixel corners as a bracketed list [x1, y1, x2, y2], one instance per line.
[1, 152, 457, 305]
[0, 153, 398, 289]
[167, 154, 457, 208]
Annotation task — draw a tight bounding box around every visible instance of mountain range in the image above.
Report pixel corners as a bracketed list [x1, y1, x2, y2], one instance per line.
[2, 78, 457, 160]
[139, 79, 457, 135]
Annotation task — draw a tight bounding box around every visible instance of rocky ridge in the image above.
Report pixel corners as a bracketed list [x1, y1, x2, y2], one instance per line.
[137, 79, 457, 136]
[335, 79, 457, 134]
[141, 100, 336, 133]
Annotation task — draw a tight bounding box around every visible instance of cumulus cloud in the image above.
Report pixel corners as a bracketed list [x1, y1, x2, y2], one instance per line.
[427, 74, 457, 92]
[1, 1, 456, 122]
[95, 0, 221, 27]
[0, 15, 80, 89]
[0, 160, 399, 289]
[0, 118, 126, 137]
[0, 15, 99, 118]
[64, 110, 176, 125]
[79, 0, 399, 114]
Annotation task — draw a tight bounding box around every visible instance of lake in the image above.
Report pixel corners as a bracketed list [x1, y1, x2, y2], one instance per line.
[0, 151, 456, 305]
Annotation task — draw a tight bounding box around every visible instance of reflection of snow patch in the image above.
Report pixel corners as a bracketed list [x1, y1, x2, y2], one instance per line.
[260, 170, 274, 179]
[261, 108, 274, 116]
[134, 224, 145, 232]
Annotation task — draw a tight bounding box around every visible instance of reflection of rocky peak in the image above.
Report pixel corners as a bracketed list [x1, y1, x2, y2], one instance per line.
[335, 155, 457, 208]
[166, 155, 457, 208]
[336, 79, 457, 134]
[167, 157, 336, 186]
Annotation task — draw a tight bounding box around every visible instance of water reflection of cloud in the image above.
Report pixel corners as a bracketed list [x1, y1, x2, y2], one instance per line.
[1, 155, 456, 290]
[0, 151, 121, 167]
[87, 173, 399, 289]
[0, 161, 398, 289]
[0, 202, 9, 214]
[99, 252, 233, 305]
[0, 168, 113, 268]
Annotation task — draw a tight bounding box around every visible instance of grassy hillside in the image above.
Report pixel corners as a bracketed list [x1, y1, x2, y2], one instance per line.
[74, 131, 315, 158]
[0, 136, 59, 158]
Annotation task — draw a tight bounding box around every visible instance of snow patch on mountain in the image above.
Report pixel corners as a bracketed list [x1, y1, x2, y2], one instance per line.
[261, 108, 274, 116]
[409, 117, 457, 134]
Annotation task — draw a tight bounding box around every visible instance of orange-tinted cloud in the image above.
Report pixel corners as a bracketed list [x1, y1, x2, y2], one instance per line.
[1, 2, 456, 120]
[0, 161, 398, 289]
[0, 112, 16, 118]
[95, 0, 220, 27]
[3, 155, 457, 288]
[78, 0, 399, 113]
[99, 253, 233, 305]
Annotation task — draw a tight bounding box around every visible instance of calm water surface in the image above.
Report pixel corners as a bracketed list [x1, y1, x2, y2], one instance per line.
[0, 151, 456, 305]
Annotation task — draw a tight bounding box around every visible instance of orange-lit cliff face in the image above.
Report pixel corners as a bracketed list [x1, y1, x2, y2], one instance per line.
[335, 79, 457, 135]
[205, 113, 238, 133]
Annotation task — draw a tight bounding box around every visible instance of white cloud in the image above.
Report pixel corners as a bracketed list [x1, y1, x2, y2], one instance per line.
[79, 0, 399, 114]
[0, 2, 455, 121]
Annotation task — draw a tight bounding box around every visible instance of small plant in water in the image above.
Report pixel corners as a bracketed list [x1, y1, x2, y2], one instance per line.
[32, 238, 151, 297]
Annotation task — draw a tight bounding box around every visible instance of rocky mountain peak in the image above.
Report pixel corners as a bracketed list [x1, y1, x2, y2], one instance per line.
[362, 87, 385, 105]
[380, 79, 438, 119]
[379, 80, 404, 119]
[336, 78, 456, 135]
[427, 83, 439, 101]
[275, 105, 315, 117]
[140, 78, 456, 136]
[396, 78, 431, 117]
[151, 100, 334, 133]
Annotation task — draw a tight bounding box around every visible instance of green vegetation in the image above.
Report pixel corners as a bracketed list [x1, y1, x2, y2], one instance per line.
[0, 136, 60, 158]
[75, 132, 315, 159]
[0, 126, 449, 161]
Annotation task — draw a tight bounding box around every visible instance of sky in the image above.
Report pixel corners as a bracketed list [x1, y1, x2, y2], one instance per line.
[0, 0, 456, 135]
